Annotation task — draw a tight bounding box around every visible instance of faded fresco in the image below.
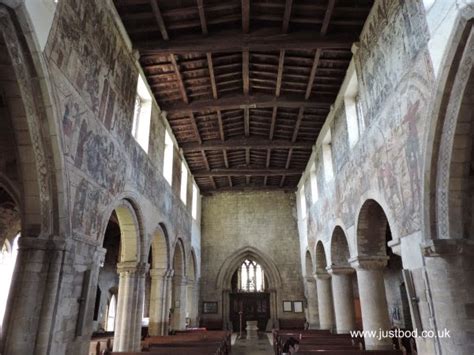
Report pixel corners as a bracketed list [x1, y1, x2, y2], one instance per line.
[303, 0, 434, 249]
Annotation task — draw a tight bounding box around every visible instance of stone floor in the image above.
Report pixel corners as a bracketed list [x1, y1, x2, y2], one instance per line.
[231, 333, 274, 355]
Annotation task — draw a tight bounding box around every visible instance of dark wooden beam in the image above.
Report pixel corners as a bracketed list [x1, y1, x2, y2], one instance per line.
[321, 0, 336, 35]
[244, 107, 250, 136]
[282, 0, 293, 33]
[193, 168, 303, 177]
[170, 54, 189, 103]
[137, 32, 356, 55]
[245, 148, 250, 165]
[275, 50, 285, 97]
[162, 93, 331, 113]
[269, 107, 277, 140]
[150, 0, 169, 40]
[216, 110, 225, 140]
[189, 112, 202, 144]
[292, 107, 305, 142]
[196, 0, 208, 34]
[243, 49, 250, 95]
[206, 53, 218, 99]
[242, 0, 250, 33]
[305, 49, 321, 99]
[202, 185, 297, 194]
[181, 138, 313, 152]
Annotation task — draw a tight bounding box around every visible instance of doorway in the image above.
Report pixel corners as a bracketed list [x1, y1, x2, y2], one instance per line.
[230, 292, 270, 331]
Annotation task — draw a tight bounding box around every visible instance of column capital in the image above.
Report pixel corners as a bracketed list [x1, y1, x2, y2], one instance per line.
[117, 261, 149, 274]
[349, 256, 388, 270]
[314, 271, 331, 280]
[326, 266, 354, 275]
[150, 268, 168, 278]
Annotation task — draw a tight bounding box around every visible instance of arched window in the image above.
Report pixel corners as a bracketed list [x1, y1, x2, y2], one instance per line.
[106, 295, 117, 331]
[238, 259, 265, 292]
[0, 234, 19, 330]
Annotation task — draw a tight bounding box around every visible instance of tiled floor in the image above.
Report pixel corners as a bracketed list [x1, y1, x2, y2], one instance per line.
[231, 333, 274, 355]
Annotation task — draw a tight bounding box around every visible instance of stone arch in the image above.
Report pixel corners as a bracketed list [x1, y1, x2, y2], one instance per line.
[304, 249, 314, 277]
[423, 19, 474, 241]
[188, 249, 197, 282]
[0, 4, 65, 238]
[330, 226, 351, 267]
[355, 199, 390, 258]
[315, 240, 328, 272]
[172, 238, 186, 277]
[216, 246, 282, 290]
[149, 223, 170, 270]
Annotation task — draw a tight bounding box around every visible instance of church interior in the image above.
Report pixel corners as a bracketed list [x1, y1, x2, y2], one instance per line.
[0, 0, 473, 354]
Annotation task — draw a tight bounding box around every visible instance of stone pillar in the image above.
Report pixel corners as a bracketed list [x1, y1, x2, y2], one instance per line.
[162, 269, 174, 334]
[1, 237, 66, 355]
[149, 268, 167, 335]
[350, 257, 391, 350]
[114, 261, 148, 352]
[422, 240, 474, 355]
[171, 275, 187, 330]
[304, 277, 319, 329]
[327, 266, 356, 334]
[314, 271, 335, 331]
[185, 280, 195, 327]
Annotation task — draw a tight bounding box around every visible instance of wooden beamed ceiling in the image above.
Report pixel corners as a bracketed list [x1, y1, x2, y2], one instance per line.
[114, 0, 374, 193]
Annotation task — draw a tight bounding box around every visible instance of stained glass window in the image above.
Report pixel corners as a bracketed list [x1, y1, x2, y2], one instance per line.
[238, 259, 265, 292]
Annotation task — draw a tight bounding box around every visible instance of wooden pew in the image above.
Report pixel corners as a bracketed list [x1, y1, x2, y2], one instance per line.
[296, 350, 404, 355]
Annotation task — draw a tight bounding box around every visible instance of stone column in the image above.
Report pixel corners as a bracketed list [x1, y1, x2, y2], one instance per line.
[304, 277, 319, 329]
[314, 271, 335, 331]
[114, 262, 148, 352]
[162, 269, 174, 334]
[327, 266, 356, 334]
[1, 237, 66, 355]
[149, 268, 167, 335]
[422, 240, 474, 355]
[350, 256, 391, 350]
[185, 280, 195, 327]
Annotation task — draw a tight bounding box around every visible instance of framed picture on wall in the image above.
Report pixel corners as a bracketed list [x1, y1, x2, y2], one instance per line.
[293, 301, 303, 313]
[203, 301, 218, 314]
[283, 301, 293, 312]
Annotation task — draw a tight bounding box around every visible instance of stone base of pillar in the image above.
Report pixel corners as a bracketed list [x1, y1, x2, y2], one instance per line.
[246, 320, 259, 339]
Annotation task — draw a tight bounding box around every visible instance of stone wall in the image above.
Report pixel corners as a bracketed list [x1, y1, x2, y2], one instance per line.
[0, 0, 201, 353]
[200, 191, 305, 328]
[296, 1, 473, 354]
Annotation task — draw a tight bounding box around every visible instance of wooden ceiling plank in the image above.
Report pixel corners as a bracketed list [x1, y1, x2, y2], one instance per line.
[150, 0, 169, 40]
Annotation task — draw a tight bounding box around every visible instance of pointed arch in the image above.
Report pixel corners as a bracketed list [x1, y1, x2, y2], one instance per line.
[304, 249, 314, 277]
[216, 246, 282, 290]
[149, 223, 170, 270]
[172, 238, 186, 277]
[315, 240, 328, 272]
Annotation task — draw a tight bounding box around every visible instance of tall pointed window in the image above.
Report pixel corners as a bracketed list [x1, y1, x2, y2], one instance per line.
[344, 69, 365, 148]
[237, 260, 265, 292]
[192, 184, 199, 219]
[310, 163, 318, 203]
[322, 130, 334, 181]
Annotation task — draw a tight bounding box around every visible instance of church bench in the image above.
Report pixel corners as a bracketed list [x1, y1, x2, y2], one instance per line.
[111, 347, 220, 355]
[296, 350, 405, 355]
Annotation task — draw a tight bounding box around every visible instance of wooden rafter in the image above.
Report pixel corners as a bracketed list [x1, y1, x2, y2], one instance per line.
[170, 54, 189, 103]
[149, 0, 169, 40]
[180, 138, 312, 152]
[162, 93, 331, 113]
[243, 49, 250, 95]
[137, 32, 356, 55]
[282, 0, 293, 33]
[275, 50, 285, 97]
[206, 53, 218, 99]
[242, 0, 250, 33]
[196, 0, 208, 34]
[193, 168, 303, 177]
